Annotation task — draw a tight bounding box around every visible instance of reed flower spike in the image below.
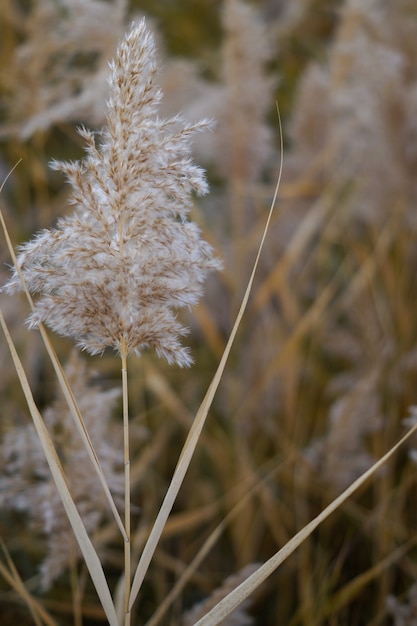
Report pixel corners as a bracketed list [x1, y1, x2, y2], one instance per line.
[4, 19, 221, 366]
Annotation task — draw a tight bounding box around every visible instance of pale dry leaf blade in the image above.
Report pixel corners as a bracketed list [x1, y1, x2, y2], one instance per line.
[128, 108, 284, 611]
[144, 461, 271, 626]
[0, 309, 119, 626]
[193, 420, 417, 626]
[41, 340, 128, 542]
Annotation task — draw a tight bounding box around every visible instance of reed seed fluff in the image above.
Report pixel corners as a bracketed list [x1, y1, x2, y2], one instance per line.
[4, 19, 222, 366]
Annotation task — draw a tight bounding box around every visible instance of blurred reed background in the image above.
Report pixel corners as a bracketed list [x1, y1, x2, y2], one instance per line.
[1, 1, 417, 624]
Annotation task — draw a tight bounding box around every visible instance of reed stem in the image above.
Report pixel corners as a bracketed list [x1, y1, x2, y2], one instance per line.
[121, 343, 131, 626]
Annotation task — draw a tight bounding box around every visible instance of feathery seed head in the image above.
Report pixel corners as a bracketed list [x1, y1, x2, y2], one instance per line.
[4, 19, 221, 366]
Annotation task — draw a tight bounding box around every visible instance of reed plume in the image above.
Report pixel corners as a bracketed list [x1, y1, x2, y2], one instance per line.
[3, 19, 221, 367]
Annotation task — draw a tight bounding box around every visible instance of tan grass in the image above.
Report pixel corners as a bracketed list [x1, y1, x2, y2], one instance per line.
[0, 539, 57, 626]
[2, 2, 417, 625]
[192, 418, 417, 625]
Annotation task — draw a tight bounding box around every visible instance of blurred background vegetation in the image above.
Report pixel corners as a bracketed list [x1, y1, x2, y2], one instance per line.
[1, 0, 417, 625]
